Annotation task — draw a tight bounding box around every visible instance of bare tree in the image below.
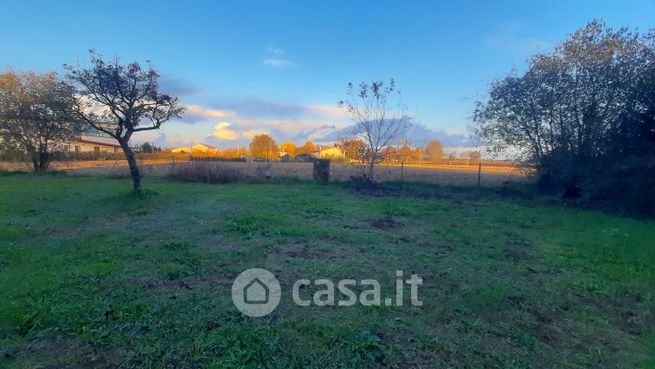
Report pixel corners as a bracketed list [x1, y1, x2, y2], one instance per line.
[0, 70, 80, 171]
[66, 51, 184, 193]
[338, 79, 411, 179]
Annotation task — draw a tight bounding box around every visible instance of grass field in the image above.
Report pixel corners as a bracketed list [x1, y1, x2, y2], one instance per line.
[0, 172, 653, 368]
[0, 160, 528, 186]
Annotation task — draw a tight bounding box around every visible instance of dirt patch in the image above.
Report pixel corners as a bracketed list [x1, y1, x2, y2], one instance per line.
[267, 243, 355, 267]
[277, 243, 325, 258]
[602, 292, 653, 337]
[126, 275, 233, 294]
[370, 216, 401, 230]
[503, 247, 530, 262]
[418, 241, 454, 252]
[195, 239, 241, 252]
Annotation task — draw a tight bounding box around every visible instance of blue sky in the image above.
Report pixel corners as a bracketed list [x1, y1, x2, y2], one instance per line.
[1, 0, 653, 149]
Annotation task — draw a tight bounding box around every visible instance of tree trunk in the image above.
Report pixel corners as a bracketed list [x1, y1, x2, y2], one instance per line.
[120, 141, 141, 193]
[31, 151, 50, 172]
[38, 151, 50, 171]
[367, 158, 375, 180]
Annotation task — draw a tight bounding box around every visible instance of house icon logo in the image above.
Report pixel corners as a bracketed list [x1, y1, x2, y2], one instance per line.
[232, 268, 281, 317]
[243, 278, 269, 304]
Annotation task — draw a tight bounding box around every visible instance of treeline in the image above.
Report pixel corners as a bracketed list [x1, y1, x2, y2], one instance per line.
[190, 133, 482, 165]
[475, 20, 655, 212]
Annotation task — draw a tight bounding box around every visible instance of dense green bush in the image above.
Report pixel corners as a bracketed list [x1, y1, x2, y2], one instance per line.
[475, 20, 655, 213]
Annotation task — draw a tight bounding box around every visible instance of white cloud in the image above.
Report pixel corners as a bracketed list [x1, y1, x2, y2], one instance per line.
[484, 21, 551, 57]
[307, 104, 344, 118]
[237, 118, 340, 132]
[185, 104, 236, 120]
[443, 126, 469, 136]
[305, 125, 341, 142]
[262, 47, 293, 67]
[131, 129, 162, 143]
[163, 99, 352, 146]
[161, 133, 197, 145]
[211, 122, 238, 140]
[267, 46, 284, 55]
[262, 58, 294, 68]
[242, 129, 269, 140]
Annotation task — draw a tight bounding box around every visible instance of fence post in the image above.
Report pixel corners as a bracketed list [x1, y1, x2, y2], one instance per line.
[313, 159, 330, 184]
[477, 163, 482, 186]
[108, 159, 118, 176]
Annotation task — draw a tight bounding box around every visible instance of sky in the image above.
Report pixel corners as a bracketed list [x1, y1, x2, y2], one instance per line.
[1, 0, 653, 150]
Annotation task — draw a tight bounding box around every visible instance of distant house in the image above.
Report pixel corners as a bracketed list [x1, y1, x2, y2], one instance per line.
[171, 147, 192, 154]
[64, 135, 121, 153]
[191, 143, 218, 154]
[277, 152, 290, 160]
[315, 146, 345, 160]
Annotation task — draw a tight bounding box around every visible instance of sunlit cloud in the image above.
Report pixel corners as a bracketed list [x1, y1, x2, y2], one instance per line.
[169, 98, 349, 146]
[160, 98, 473, 150]
[211, 122, 238, 140]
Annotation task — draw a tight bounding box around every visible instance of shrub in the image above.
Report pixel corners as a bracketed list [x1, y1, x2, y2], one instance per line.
[52, 151, 124, 161]
[475, 21, 655, 214]
[135, 151, 189, 161]
[0, 149, 30, 162]
[190, 156, 246, 162]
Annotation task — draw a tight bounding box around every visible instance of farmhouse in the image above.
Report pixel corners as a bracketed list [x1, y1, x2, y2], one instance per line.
[64, 135, 121, 153]
[191, 144, 218, 154]
[315, 146, 345, 160]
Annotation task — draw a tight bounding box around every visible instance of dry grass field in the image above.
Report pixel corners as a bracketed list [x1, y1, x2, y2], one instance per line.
[0, 160, 529, 186]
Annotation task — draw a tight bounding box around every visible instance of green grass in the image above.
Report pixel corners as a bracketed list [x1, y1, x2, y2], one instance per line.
[0, 173, 654, 368]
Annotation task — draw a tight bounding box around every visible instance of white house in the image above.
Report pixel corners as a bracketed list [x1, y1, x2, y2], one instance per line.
[64, 135, 122, 153]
